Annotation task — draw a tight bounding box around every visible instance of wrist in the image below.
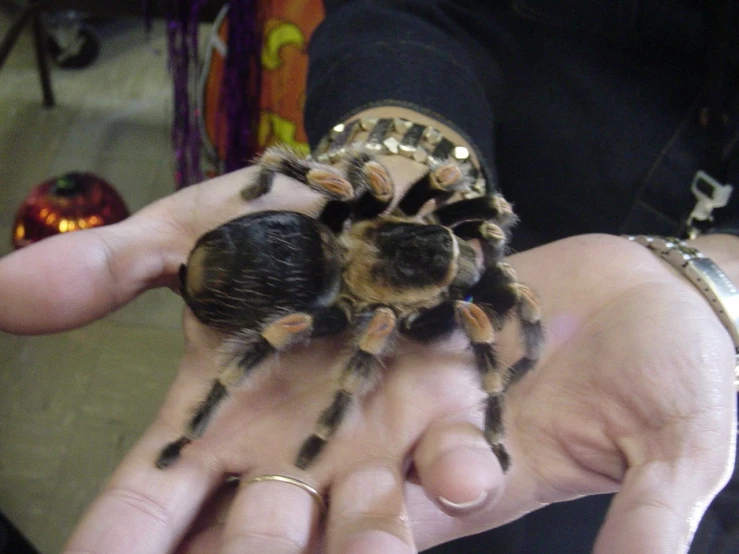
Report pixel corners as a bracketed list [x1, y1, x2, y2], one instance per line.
[687, 233, 739, 284]
[334, 106, 481, 164]
[316, 106, 490, 197]
[626, 234, 739, 390]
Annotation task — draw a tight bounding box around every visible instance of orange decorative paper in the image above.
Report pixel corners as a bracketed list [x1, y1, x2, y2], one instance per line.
[202, 1, 323, 166]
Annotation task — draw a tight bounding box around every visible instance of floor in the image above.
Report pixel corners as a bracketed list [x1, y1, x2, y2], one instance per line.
[0, 12, 192, 553]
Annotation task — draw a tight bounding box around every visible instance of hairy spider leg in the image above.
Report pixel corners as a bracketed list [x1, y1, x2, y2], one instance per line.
[344, 151, 395, 220]
[455, 301, 512, 471]
[507, 283, 544, 382]
[426, 195, 517, 231]
[318, 200, 353, 233]
[309, 304, 352, 338]
[451, 220, 508, 261]
[241, 147, 354, 202]
[177, 263, 188, 292]
[318, 151, 396, 232]
[295, 307, 397, 469]
[156, 312, 318, 470]
[396, 161, 474, 216]
[401, 301, 458, 342]
[469, 264, 544, 384]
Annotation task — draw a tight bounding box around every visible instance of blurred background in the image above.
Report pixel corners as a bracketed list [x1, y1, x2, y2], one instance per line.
[0, 7, 186, 553]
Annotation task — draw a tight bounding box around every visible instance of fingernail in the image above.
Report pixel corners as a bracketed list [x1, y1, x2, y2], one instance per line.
[438, 490, 488, 511]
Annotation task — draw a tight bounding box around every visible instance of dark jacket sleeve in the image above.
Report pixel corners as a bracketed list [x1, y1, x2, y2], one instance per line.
[713, 219, 739, 237]
[304, 0, 504, 185]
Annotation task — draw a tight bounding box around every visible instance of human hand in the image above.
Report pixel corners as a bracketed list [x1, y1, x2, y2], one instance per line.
[0, 164, 503, 554]
[125, 233, 735, 554]
[1, 166, 735, 554]
[404, 233, 737, 553]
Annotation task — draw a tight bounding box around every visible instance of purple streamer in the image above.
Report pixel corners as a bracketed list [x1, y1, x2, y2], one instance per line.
[222, 0, 262, 173]
[158, 0, 261, 187]
[188, 0, 204, 184]
[162, 0, 204, 188]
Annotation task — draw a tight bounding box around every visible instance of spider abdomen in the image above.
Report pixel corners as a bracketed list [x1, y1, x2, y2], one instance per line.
[181, 211, 342, 333]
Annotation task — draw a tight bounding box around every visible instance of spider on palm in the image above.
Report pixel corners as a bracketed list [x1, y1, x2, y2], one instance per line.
[156, 146, 543, 472]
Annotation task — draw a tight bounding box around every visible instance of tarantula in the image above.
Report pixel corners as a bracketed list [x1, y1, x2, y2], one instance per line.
[156, 147, 543, 471]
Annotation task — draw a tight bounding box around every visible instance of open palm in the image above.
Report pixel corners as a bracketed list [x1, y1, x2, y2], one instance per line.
[406, 234, 737, 553]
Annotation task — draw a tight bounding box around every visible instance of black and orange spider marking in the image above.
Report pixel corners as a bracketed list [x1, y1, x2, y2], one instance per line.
[156, 146, 543, 472]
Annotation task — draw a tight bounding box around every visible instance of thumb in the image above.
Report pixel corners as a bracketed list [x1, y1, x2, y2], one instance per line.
[0, 215, 180, 334]
[593, 454, 734, 554]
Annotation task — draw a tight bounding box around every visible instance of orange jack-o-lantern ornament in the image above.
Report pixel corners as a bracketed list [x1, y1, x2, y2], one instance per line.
[12, 172, 129, 249]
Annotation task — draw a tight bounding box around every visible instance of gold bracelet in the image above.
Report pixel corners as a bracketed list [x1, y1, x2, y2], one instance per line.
[625, 235, 739, 391]
[312, 116, 486, 198]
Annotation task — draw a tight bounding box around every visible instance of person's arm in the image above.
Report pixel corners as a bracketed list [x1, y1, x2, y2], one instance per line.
[306, 0, 500, 188]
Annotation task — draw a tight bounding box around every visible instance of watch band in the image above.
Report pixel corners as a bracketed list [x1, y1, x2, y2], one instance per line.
[626, 235, 739, 391]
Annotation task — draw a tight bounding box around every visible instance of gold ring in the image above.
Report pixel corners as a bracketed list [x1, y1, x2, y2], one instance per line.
[246, 474, 325, 512]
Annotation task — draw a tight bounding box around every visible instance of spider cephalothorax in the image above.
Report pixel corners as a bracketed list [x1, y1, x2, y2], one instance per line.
[156, 146, 543, 471]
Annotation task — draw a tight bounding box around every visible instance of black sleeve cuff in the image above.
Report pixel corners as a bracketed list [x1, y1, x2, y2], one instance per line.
[710, 218, 739, 237]
[305, 0, 499, 186]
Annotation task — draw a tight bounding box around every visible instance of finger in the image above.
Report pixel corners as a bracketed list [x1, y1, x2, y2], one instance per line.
[412, 417, 504, 515]
[327, 465, 416, 554]
[64, 424, 222, 554]
[175, 477, 238, 553]
[0, 166, 252, 335]
[593, 457, 732, 554]
[0, 165, 330, 335]
[0, 218, 170, 334]
[176, 526, 224, 554]
[219, 472, 322, 554]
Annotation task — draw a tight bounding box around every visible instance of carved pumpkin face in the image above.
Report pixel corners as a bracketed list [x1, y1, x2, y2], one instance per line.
[12, 172, 129, 249]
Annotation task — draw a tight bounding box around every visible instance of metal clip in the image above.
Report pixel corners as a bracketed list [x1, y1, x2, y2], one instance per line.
[686, 170, 733, 238]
